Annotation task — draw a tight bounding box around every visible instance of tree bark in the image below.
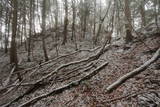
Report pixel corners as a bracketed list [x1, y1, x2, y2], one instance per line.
[124, 0, 133, 43]
[71, 0, 76, 41]
[55, 0, 59, 41]
[18, 62, 109, 107]
[93, 0, 97, 38]
[93, 1, 111, 45]
[140, 0, 146, 27]
[62, 0, 68, 45]
[4, 7, 10, 53]
[27, 0, 33, 62]
[41, 0, 49, 61]
[10, 0, 18, 68]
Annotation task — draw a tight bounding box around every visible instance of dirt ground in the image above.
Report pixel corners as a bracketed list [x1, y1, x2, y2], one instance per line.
[0, 33, 159, 107]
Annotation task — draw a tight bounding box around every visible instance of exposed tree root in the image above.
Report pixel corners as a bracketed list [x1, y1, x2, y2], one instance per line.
[4, 59, 22, 87]
[18, 62, 108, 107]
[1, 41, 111, 107]
[2, 83, 43, 107]
[17, 47, 100, 74]
[28, 45, 110, 88]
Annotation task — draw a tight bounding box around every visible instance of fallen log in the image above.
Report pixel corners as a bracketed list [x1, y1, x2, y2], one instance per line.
[106, 48, 160, 93]
[18, 62, 109, 107]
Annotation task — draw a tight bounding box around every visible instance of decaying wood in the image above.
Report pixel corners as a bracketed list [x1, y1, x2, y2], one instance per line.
[0, 61, 95, 92]
[18, 62, 109, 107]
[106, 48, 160, 93]
[56, 61, 96, 82]
[2, 44, 109, 107]
[28, 45, 109, 87]
[17, 46, 100, 74]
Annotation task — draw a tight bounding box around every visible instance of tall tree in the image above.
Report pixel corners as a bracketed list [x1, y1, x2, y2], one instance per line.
[124, 0, 133, 43]
[71, 0, 76, 41]
[42, 0, 49, 61]
[140, 0, 146, 27]
[62, 0, 68, 45]
[93, 1, 111, 45]
[55, 0, 59, 41]
[154, 0, 159, 29]
[93, 0, 97, 37]
[4, 7, 10, 53]
[10, 0, 18, 68]
[27, 0, 34, 62]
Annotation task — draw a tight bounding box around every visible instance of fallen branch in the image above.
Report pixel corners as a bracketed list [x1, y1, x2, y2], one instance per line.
[4, 59, 22, 86]
[4, 44, 109, 106]
[2, 84, 42, 107]
[18, 62, 109, 107]
[30, 45, 110, 87]
[56, 62, 96, 82]
[17, 46, 100, 74]
[3, 66, 16, 87]
[106, 48, 160, 93]
[0, 61, 95, 93]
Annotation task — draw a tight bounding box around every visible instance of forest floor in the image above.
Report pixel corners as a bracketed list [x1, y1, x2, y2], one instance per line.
[0, 33, 160, 107]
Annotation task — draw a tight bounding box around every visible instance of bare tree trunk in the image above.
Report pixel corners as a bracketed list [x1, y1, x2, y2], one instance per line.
[83, 14, 87, 39]
[0, 5, 3, 49]
[10, 0, 18, 68]
[159, 0, 160, 14]
[71, 0, 76, 41]
[23, 2, 27, 51]
[62, 0, 68, 45]
[4, 7, 10, 53]
[93, 1, 111, 45]
[71, 0, 78, 50]
[154, 0, 159, 29]
[124, 0, 133, 43]
[55, 0, 59, 41]
[42, 0, 49, 61]
[93, 0, 97, 37]
[27, 0, 34, 62]
[140, 1, 146, 27]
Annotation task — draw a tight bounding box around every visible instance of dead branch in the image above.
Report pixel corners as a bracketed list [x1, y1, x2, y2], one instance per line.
[3, 59, 22, 87]
[18, 62, 109, 107]
[16, 46, 100, 74]
[56, 62, 96, 82]
[106, 48, 160, 93]
[3, 44, 109, 107]
[3, 66, 16, 87]
[28, 45, 110, 87]
[2, 84, 42, 107]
